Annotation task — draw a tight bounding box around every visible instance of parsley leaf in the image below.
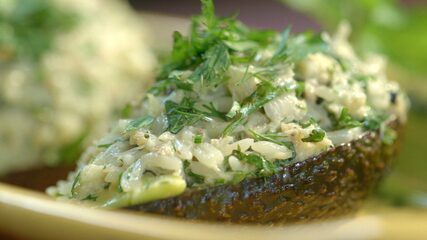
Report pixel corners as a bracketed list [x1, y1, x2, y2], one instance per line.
[301, 129, 326, 142]
[232, 150, 278, 177]
[335, 108, 362, 129]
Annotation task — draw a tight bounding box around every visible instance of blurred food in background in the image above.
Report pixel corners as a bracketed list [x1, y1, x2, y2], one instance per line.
[281, 0, 427, 207]
[0, 0, 156, 175]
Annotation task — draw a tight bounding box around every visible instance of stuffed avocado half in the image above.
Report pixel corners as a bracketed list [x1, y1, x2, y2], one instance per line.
[48, 0, 408, 222]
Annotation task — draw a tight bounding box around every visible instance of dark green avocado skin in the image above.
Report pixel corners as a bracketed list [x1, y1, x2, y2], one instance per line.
[128, 120, 402, 224]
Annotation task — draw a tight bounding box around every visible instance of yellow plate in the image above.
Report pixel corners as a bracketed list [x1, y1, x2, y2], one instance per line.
[0, 182, 386, 240]
[1, 182, 427, 239]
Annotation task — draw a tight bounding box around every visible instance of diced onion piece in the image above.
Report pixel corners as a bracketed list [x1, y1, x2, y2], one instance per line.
[264, 93, 306, 123]
[327, 127, 363, 145]
[142, 153, 182, 171]
[193, 143, 224, 169]
[251, 141, 292, 161]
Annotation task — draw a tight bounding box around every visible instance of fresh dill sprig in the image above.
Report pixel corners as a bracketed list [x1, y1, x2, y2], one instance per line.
[248, 130, 293, 149]
[124, 116, 154, 132]
[165, 97, 207, 134]
[232, 150, 278, 177]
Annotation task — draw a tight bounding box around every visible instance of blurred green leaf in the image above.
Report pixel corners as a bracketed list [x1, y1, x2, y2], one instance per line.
[282, 0, 427, 74]
[0, 0, 78, 61]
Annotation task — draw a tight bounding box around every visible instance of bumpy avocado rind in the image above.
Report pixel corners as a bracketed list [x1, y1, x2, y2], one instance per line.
[129, 120, 402, 223]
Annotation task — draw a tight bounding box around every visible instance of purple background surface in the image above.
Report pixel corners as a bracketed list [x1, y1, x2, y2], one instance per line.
[130, 0, 320, 32]
[130, 0, 424, 31]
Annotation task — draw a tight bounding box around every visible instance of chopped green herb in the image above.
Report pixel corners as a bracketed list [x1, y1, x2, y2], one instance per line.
[251, 66, 281, 82]
[295, 81, 305, 98]
[202, 102, 228, 121]
[230, 51, 258, 64]
[301, 129, 326, 142]
[165, 97, 207, 134]
[149, 76, 194, 95]
[117, 172, 124, 193]
[183, 161, 205, 185]
[335, 108, 362, 129]
[120, 103, 133, 118]
[70, 171, 81, 197]
[194, 134, 203, 144]
[231, 171, 247, 184]
[248, 130, 293, 149]
[362, 113, 395, 144]
[97, 142, 116, 149]
[124, 116, 154, 132]
[188, 171, 205, 184]
[333, 55, 351, 72]
[363, 114, 388, 131]
[299, 118, 318, 128]
[382, 127, 397, 145]
[214, 178, 226, 185]
[232, 150, 278, 177]
[82, 194, 98, 201]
